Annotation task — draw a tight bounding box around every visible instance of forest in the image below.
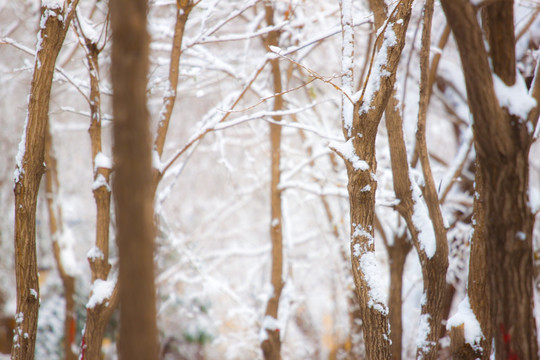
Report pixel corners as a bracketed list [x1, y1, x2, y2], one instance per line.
[1, 0, 540, 359]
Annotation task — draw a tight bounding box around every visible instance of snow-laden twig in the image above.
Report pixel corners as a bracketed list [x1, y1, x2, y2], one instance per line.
[278, 181, 348, 198]
[160, 58, 268, 175]
[1, 37, 91, 103]
[268, 47, 355, 104]
[281, 150, 332, 182]
[184, 0, 259, 49]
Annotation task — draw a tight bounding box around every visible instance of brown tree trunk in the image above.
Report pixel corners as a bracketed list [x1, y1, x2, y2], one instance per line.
[335, 2, 413, 358]
[441, 1, 539, 358]
[452, 167, 490, 359]
[375, 1, 449, 358]
[11, 2, 78, 359]
[386, 232, 411, 360]
[73, 20, 119, 359]
[414, 2, 450, 357]
[260, 4, 284, 360]
[110, 0, 159, 359]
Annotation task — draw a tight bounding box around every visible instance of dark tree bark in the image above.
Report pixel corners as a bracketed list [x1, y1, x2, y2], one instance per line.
[11, 1, 79, 359]
[441, 1, 540, 358]
[335, 1, 414, 358]
[110, 0, 159, 359]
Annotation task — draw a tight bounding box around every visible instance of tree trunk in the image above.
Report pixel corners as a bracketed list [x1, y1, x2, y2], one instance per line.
[261, 4, 284, 360]
[110, 0, 159, 359]
[441, 1, 539, 358]
[386, 233, 411, 360]
[335, 2, 413, 358]
[12, 2, 78, 359]
[73, 22, 118, 359]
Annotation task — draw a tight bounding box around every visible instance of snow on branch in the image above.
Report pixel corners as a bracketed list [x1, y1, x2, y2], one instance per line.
[493, 73, 536, 120]
[329, 138, 369, 171]
[267, 47, 355, 104]
[447, 295, 484, 350]
[410, 175, 436, 259]
[87, 278, 116, 309]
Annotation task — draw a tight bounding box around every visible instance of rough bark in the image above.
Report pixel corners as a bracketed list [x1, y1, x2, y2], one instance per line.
[260, 4, 284, 360]
[11, 1, 79, 359]
[450, 324, 483, 360]
[414, 2, 450, 357]
[74, 21, 118, 360]
[110, 0, 159, 359]
[369, 1, 447, 358]
[454, 167, 490, 359]
[482, 1, 516, 85]
[372, 0, 448, 357]
[441, 1, 539, 358]
[335, 1, 414, 358]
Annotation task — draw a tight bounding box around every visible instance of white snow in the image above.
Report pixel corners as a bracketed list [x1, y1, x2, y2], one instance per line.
[86, 246, 104, 261]
[153, 149, 165, 173]
[14, 114, 29, 184]
[470, 0, 484, 5]
[351, 223, 386, 314]
[15, 312, 23, 324]
[42, 0, 63, 9]
[329, 139, 369, 171]
[58, 227, 80, 276]
[268, 45, 282, 54]
[352, 224, 375, 245]
[77, 13, 99, 44]
[87, 279, 115, 308]
[259, 315, 280, 342]
[262, 315, 279, 331]
[493, 73, 536, 120]
[358, 252, 388, 315]
[410, 176, 436, 258]
[94, 152, 112, 170]
[30, 288, 38, 299]
[416, 313, 436, 356]
[92, 173, 110, 192]
[358, 24, 397, 115]
[446, 295, 484, 349]
[340, 0, 354, 135]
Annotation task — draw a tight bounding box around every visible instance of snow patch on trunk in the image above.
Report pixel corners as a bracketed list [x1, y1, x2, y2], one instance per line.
[87, 279, 115, 308]
[410, 175, 436, 258]
[416, 313, 435, 356]
[358, 24, 397, 115]
[446, 295, 484, 350]
[357, 251, 388, 315]
[329, 138, 368, 171]
[493, 73, 536, 120]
